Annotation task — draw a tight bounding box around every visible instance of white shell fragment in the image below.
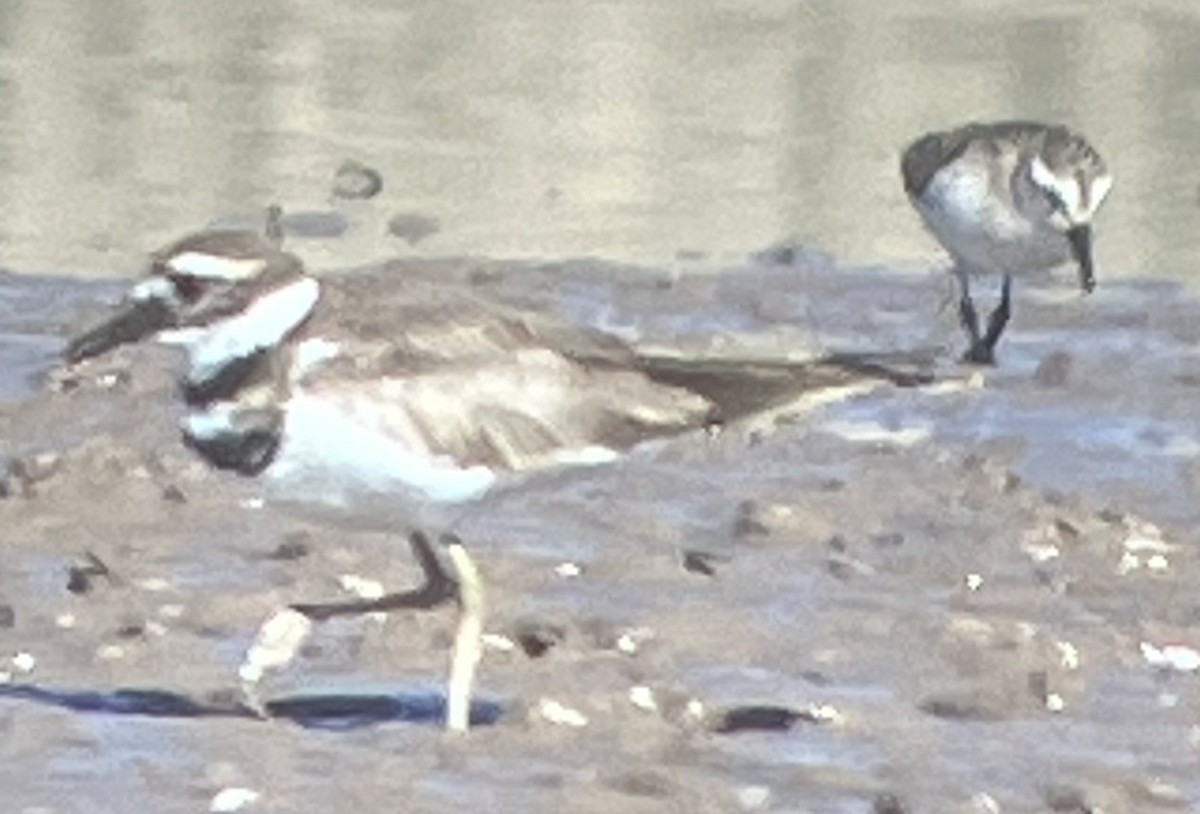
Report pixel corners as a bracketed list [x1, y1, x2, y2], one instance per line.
[554, 562, 582, 578]
[1141, 641, 1200, 673]
[616, 627, 654, 655]
[628, 685, 657, 711]
[339, 574, 385, 599]
[239, 608, 314, 684]
[537, 698, 589, 727]
[11, 652, 36, 673]
[806, 703, 842, 724]
[965, 573, 984, 592]
[1056, 641, 1080, 671]
[209, 787, 260, 813]
[1046, 693, 1065, 712]
[480, 633, 516, 652]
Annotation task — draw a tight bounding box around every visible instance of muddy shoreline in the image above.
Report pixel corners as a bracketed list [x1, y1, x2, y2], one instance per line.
[2, 255, 1199, 813]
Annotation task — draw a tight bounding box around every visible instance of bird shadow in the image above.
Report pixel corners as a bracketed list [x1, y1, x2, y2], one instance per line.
[0, 682, 503, 731]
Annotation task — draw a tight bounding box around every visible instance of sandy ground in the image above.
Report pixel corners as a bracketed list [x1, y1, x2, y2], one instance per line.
[2, 253, 1199, 813]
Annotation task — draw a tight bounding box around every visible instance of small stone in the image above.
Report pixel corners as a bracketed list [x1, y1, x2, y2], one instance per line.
[265, 535, 310, 561]
[554, 562, 582, 578]
[628, 685, 657, 711]
[512, 621, 565, 658]
[536, 698, 588, 727]
[681, 549, 722, 576]
[0, 604, 14, 629]
[11, 652, 35, 673]
[712, 705, 813, 733]
[332, 159, 383, 200]
[209, 787, 260, 813]
[160, 484, 187, 503]
[387, 212, 441, 245]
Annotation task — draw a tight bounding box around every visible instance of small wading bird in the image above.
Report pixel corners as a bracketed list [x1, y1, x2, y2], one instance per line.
[65, 213, 932, 731]
[901, 120, 1113, 364]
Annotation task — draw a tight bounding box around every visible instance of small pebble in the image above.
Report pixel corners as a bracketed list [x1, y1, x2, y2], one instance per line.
[0, 604, 14, 628]
[339, 574, 384, 599]
[209, 787, 260, 813]
[628, 685, 657, 712]
[332, 159, 383, 200]
[554, 562, 582, 578]
[387, 212, 441, 245]
[11, 652, 35, 673]
[537, 698, 588, 727]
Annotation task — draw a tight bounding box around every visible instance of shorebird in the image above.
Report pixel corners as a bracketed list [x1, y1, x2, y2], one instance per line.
[64, 222, 932, 730]
[901, 121, 1113, 364]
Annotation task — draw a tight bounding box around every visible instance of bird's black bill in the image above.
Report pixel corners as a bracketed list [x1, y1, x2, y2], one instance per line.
[64, 297, 175, 364]
[1066, 224, 1094, 294]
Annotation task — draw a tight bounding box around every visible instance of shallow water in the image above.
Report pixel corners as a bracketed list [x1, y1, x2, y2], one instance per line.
[0, 0, 1197, 286]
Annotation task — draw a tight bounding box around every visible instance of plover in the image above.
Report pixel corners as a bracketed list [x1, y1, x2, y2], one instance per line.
[901, 121, 1113, 364]
[64, 229, 931, 730]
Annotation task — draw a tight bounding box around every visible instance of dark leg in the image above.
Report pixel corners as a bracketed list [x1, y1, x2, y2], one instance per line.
[980, 274, 1012, 353]
[290, 531, 459, 621]
[955, 268, 981, 345]
[962, 274, 1011, 366]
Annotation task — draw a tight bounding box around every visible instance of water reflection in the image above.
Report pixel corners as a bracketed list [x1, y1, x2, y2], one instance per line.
[0, 0, 1195, 285]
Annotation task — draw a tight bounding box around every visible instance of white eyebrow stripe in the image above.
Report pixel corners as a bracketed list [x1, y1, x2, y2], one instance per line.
[167, 252, 267, 280]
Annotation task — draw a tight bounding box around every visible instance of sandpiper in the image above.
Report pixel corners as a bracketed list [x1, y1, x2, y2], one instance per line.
[901, 120, 1113, 364]
[65, 226, 931, 730]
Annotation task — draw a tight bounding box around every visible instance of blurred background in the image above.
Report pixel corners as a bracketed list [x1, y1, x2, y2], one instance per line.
[0, 0, 1195, 284]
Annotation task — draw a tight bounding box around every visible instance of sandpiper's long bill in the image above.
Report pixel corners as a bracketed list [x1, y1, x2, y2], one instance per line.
[65, 223, 933, 729]
[901, 120, 1113, 364]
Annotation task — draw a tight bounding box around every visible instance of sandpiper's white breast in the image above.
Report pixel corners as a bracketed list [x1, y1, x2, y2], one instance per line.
[920, 162, 1070, 274]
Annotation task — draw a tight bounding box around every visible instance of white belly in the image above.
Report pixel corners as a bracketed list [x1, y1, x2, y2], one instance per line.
[266, 392, 498, 519]
[918, 166, 1071, 275]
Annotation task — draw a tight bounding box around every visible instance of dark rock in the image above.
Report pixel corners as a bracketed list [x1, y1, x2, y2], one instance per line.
[711, 704, 816, 733]
[387, 212, 441, 245]
[266, 533, 312, 561]
[681, 549, 725, 576]
[332, 159, 383, 200]
[513, 620, 566, 658]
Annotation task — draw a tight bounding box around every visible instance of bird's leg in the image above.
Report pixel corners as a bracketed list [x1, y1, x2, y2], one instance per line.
[955, 266, 982, 347]
[960, 272, 1011, 366]
[978, 273, 1013, 357]
[237, 530, 470, 725]
[441, 534, 484, 734]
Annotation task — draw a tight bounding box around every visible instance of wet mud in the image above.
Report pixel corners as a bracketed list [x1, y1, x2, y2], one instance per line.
[2, 254, 1199, 813]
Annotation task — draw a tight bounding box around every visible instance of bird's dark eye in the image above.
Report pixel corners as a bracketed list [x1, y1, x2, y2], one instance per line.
[169, 274, 206, 303]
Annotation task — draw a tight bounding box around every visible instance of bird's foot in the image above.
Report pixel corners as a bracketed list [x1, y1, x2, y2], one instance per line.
[237, 607, 314, 719]
[961, 342, 997, 366]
